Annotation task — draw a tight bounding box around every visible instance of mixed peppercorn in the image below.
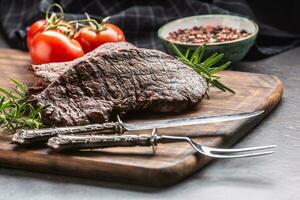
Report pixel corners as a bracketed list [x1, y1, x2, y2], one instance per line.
[167, 25, 251, 44]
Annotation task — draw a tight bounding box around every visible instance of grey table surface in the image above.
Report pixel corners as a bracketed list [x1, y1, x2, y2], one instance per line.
[0, 34, 299, 200]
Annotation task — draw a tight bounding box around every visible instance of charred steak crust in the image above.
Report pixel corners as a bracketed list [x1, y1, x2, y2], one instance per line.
[31, 42, 208, 126]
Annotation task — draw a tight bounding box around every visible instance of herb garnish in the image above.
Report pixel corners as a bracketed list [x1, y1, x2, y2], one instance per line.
[0, 79, 47, 132]
[168, 43, 235, 93]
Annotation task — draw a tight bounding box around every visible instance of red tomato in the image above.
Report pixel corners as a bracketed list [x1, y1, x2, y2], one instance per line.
[74, 24, 125, 53]
[27, 20, 47, 49]
[30, 30, 84, 64]
[27, 19, 74, 50]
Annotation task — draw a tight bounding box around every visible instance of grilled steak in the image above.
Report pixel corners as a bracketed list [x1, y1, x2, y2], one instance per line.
[30, 42, 208, 126]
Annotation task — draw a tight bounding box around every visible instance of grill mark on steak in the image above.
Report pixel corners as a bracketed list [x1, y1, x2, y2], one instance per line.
[30, 42, 208, 126]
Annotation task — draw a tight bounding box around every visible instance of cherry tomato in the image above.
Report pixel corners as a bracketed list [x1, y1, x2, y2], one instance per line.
[30, 30, 84, 64]
[27, 19, 74, 50]
[27, 20, 47, 49]
[74, 24, 125, 53]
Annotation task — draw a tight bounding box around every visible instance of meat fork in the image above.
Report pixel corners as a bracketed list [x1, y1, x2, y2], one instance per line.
[160, 135, 276, 158]
[48, 129, 276, 158]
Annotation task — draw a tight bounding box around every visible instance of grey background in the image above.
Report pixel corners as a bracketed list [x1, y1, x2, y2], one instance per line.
[0, 35, 299, 200]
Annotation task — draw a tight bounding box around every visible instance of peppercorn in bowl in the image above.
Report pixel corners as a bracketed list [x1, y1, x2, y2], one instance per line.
[158, 15, 258, 64]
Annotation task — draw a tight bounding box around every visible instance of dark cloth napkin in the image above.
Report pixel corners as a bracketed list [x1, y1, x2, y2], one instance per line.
[0, 0, 300, 60]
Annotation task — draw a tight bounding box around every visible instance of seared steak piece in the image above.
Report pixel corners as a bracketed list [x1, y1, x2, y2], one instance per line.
[31, 42, 208, 126]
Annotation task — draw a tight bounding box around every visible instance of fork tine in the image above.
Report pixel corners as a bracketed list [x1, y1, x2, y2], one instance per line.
[206, 145, 277, 153]
[209, 151, 275, 158]
[182, 137, 276, 159]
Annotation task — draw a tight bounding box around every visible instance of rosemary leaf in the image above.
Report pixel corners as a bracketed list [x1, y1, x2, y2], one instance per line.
[212, 79, 235, 94]
[11, 79, 28, 94]
[202, 53, 218, 65]
[210, 62, 231, 74]
[168, 43, 185, 58]
[184, 48, 190, 59]
[202, 54, 224, 69]
[181, 59, 211, 78]
[0, 87, 17, 100]
[195, 45, 205, 64]
[190, 46, 202, 63]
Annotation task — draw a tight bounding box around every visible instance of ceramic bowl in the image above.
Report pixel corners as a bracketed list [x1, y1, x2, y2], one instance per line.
[158, 15, 259, 64]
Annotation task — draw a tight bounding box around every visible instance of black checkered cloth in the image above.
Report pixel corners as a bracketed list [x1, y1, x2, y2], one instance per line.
[1, 0, 300, 60]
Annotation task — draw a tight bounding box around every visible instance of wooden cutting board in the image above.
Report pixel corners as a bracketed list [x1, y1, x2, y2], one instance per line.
[0, 48, 283, 187]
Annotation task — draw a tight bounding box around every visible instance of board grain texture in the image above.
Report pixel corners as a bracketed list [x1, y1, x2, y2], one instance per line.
[0, 48, 283, 187]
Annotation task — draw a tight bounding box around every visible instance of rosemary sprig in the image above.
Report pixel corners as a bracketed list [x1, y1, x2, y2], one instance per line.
[168, 43, 235, 93]
[0, 79, 47, 132]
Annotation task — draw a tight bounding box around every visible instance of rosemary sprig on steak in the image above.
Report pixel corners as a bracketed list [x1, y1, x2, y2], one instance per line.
[0, 79, 46, 132]
[169, 43, 235, 93]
